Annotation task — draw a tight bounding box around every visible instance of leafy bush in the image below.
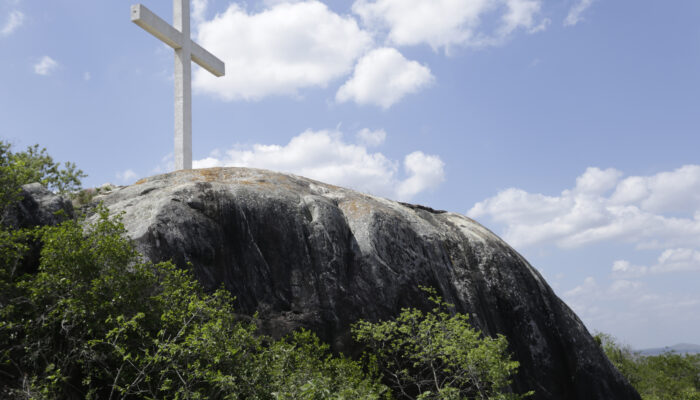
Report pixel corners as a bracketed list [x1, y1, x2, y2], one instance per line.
[0, 209, 387, 399]
[0, 141, 85, 218]
[353, 288, 532, 400]
[596, 333, 700, 400]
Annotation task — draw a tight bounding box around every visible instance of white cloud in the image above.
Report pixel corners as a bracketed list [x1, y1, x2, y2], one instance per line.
[116, 169, 139, 184]
[1, 9, 24, 37]
[262, 0, 305, 5]
[610, 165, 700, 214]
[468, 166, 700, 250]
[654, 248, 700, 273]
[574, 166, 622, 195]
[356, 128, 386, 147]
[561, 273, 700, 346]
[396, 151, 445, 199]
[193, 1, 372, 100]
[336, 47, 433, 109]
[192, 0, 208, 24]
[33, 56, 58, 76]
[501, 0, 549, 35]
[352, 0, 547, 52]
[608, 279, 642, 295]
[192, 129, 444, 200]
[564, 276, 597, 297]
[564, 0, 594, 27]
[611, 260, 648, 278]
[613, 248, 700, 277]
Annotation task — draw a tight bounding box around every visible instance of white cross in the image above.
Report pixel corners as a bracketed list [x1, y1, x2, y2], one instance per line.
[131, 0, 225, 170]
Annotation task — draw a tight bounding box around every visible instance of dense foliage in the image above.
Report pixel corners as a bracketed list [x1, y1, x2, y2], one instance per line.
[1, 142, 528, 399]
[0, 141, 84, 220]
[352, 289, 532, 400]
[0, 209, 388, 399]
[596, 333, 700, 400]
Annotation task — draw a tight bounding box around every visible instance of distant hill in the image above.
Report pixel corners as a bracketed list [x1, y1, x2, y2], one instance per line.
[640, 343, 700, 356]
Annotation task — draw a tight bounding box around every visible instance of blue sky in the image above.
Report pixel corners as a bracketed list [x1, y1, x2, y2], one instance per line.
[1, 0, 698, 349]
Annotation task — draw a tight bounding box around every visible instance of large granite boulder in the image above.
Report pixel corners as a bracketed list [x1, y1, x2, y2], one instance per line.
[84, 168, 639, 400]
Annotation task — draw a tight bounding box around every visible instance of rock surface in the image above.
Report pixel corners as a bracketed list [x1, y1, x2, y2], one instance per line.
[4, 183, 74, 228]
[82, 168, 639, 400]
[2, 183, 75, 274]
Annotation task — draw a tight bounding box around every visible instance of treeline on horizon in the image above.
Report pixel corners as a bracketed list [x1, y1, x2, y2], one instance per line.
[1, 141, 698, 399]
[595, 333, 699, 400]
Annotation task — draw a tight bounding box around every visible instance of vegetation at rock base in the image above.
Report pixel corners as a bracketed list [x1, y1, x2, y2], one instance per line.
[1, 209, 387, 399]
[352, 288, 533, 400]
[0, 141, 529, 398]
[0, 213, 526, 399]
[595, 333, 700, 400]
[0, 141, 84, 218]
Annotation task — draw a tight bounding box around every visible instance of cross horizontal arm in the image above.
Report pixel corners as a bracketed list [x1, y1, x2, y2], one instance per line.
[131, 4, 183, 49]
[192, 42, 225, 77]
[131, 4, 225, 77]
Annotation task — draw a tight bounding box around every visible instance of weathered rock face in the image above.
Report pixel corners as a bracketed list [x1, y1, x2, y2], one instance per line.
[3, 183, 74, 274]
[4, 183, 74, 228]
[84, 168, 639, 400]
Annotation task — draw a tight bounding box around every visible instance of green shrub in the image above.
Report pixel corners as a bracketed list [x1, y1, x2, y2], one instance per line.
[0, 207, 387, 399]
[353, 288, 533, 400]
[0, 141, 85, 217]
[596, 333, 700, 400]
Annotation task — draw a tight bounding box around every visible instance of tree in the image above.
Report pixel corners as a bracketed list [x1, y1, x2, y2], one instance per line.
[1, 206, 387, 399]
[265, 330, 389, 400]
[352, 288, 532, 400]
[595, 332, 644, 389]
[595, 333, 700, 400]
[0, 141, 85, 221]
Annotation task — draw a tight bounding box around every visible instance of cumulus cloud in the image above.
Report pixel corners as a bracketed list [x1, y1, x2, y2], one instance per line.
[33, 56, 58, 76]
[193, 1, 372, 100]
[1, 9, 23, 37]
[561, 272, 700, 343]
[564, 276, 597, 297]
[613, 248, 700, 278]
[336, 47, 433, 109]
[468, 166, 700, 250]
[192, 0, 208, 24]
[654, 248, 700, 273]
[193, 129, 444, 200]
[396, 151, 445, 200]
[611, 260, 648, 278]
[501, 0, 549, 35]
[609, 165, 700, 214]
[188, 0, 555, 104]
[352, 0, 547, 52]
[564, 0, 594, 27]
[356, 128, 386, 147]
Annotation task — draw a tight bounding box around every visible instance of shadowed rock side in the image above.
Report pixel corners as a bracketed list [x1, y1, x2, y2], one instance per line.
[3, 183, 75, 275]
[4, 183, 74, 229]
[85, 168, 639, 400]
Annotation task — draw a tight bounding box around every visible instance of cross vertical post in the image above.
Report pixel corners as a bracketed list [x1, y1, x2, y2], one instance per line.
[131, 0, 225, 171]
[173, 0, 192, 170]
